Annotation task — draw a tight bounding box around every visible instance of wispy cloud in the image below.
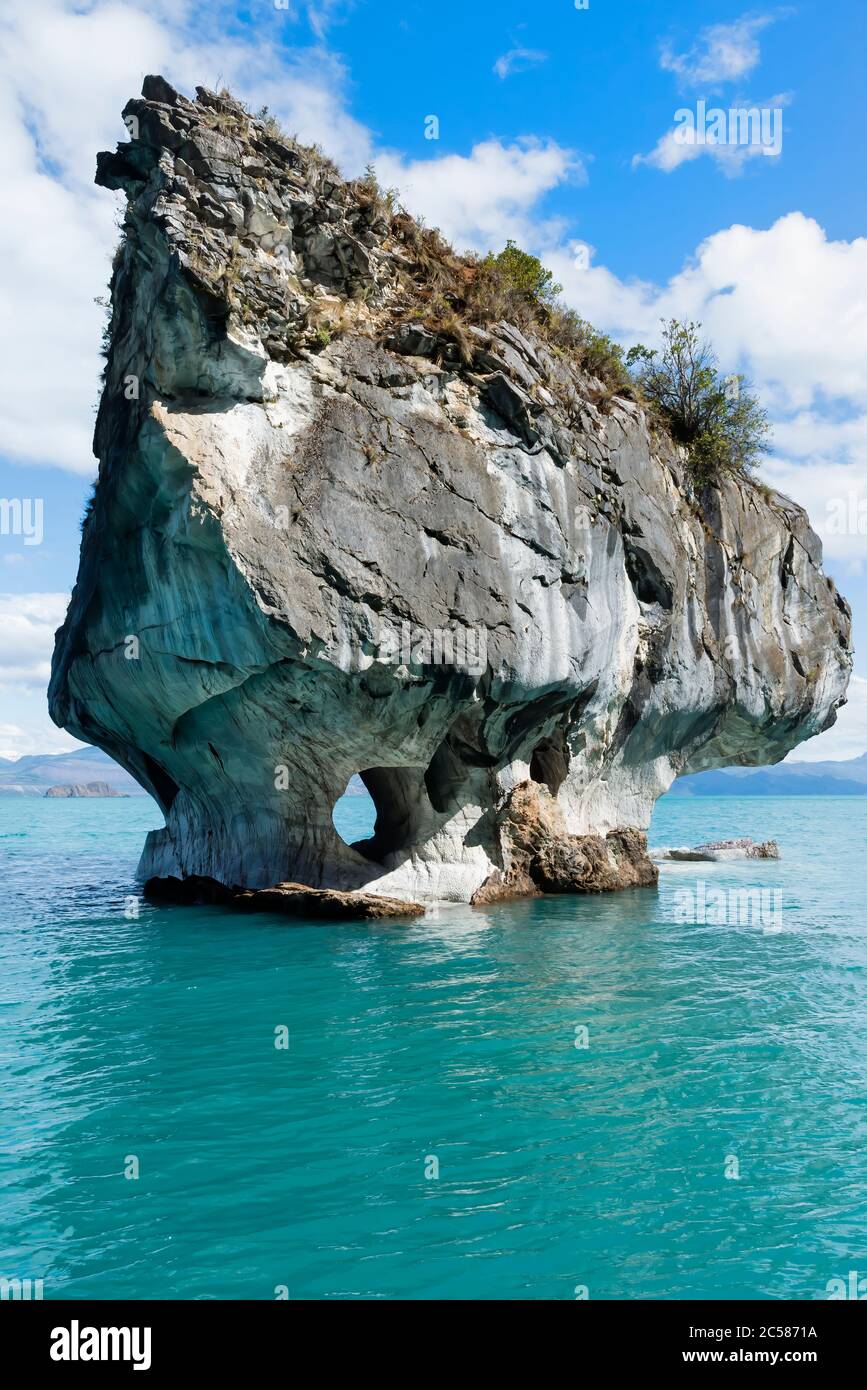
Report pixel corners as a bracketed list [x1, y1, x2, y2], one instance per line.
[306, 1, 355, 41]
[638, 11, 791, 179]
[493, 47, 548, 80]
[633, 93, 790, 176]
[660, 13, 778, 89]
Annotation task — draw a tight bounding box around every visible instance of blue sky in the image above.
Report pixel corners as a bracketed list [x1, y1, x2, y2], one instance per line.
[1, 0, 865, 757]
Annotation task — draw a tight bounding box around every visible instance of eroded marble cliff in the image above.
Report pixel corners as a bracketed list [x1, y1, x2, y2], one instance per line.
[49, 78, 852, 905]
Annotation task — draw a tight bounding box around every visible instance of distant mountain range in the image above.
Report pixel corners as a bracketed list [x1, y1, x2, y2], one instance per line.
[666, 752, 867, 796]
[0, 746, 145, 796]
[2, 747, 866, 798]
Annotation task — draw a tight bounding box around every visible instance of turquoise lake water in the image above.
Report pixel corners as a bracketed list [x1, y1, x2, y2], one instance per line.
[1, 792, 866, 1300]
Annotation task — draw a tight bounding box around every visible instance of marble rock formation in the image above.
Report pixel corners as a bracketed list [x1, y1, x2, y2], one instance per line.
[49, 79, 852, 905]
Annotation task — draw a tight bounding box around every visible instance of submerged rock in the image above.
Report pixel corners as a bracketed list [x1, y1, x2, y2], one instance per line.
[143, 875, 423, 920]
[655, 839, 781, 862]
[49, 80, 852, 906]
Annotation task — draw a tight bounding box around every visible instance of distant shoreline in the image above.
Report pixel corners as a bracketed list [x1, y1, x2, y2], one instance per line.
[3, 790, 866, 802]
[3, 748, 867, 800]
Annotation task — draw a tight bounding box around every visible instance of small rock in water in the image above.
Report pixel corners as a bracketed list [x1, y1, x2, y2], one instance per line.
[654, 838, 780, 863]
[44, 781, 128, 798]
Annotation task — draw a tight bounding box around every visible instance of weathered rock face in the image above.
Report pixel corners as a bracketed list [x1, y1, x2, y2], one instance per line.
[471, 782, 659, 902]
[50, 78, 853, 904]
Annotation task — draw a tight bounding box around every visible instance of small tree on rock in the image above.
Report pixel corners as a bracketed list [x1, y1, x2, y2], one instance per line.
[482, 240, 562, 311]
[627, 319, 771, 484]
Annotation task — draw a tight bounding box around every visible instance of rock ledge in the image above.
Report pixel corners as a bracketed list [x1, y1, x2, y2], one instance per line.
[143, 876, 423, 920]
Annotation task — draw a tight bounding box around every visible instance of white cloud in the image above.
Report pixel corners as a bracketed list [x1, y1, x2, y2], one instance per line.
[0, 0, 373, 478]
[493, 48, 548, 80]
[763, 444, 867, 570]
[787, 675, 867, 762]
[0, 722, 28, 753]
[0, 715, 83, 761]
[633, 95, 789, 176]
[375, 139, 579, 254]
[0, 591, 84, 757]
[0, 592, 70, 685]
[660, 14, 776, 88]
[641, 14, 789, 176]
[546, 214, 867, 413]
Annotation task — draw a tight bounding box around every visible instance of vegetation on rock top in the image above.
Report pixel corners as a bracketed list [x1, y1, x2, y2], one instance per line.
[101, 81, 772, 495]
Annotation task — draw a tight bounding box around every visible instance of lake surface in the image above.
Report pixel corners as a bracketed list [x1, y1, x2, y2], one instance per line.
[1, 793, 865, 1300]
